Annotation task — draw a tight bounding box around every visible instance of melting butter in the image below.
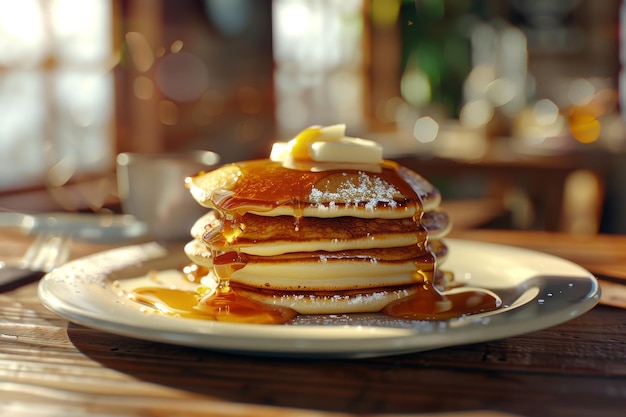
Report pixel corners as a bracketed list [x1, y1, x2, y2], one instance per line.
[270, 124, 383, 169]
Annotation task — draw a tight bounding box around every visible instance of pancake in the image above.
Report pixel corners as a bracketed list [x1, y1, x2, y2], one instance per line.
[187, 160, 440, 219]
[183, 124, 452, 317]
[200, 265, 452, 316]
[221, 284, 420, 315]
[186, 210, 450, 257]
[184, 238, 213, 268]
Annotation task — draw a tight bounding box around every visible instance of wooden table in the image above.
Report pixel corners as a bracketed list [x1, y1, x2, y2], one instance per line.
[1, 229, 625, 417]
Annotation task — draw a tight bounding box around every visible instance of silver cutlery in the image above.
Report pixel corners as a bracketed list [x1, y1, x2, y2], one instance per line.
[0, 211, 148, 291]
[0, 233, 71, 292]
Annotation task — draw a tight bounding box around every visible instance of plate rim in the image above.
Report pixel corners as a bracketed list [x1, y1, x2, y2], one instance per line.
[37, 238, 601, 358]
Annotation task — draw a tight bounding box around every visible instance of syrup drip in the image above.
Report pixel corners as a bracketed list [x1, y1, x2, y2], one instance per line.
[196, 209, 304, 324]
[208, 245, 300, 324]
[195, 284, 298, 324]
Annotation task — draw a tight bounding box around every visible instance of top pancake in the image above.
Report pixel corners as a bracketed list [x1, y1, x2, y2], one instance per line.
[187, 159, 440, 219]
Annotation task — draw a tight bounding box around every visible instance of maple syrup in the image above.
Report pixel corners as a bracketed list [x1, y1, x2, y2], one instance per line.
[381, 265, 502, 320]
[131, 155, 501, 324]
[130, 266, 298, 324]
[382, 285, 502, 320]
[206, 160, 426, 214]
[128, 262, 502, 324]
[130, 286, 298, 324]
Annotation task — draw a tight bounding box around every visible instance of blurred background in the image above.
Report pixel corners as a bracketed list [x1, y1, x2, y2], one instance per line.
[0, 0, 624, 235]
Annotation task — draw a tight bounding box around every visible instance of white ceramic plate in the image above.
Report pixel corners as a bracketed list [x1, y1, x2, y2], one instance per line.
[38, 239, 600, 358]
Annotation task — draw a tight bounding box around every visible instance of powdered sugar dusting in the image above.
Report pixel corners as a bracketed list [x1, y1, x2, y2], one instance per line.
[44, 242, 168, 289]
[309, 172, 400, 210]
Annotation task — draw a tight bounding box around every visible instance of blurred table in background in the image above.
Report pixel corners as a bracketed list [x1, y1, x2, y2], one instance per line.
[389, 135, 617, 233]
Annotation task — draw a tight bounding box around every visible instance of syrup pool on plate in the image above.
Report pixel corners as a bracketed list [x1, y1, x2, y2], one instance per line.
[382, 284, 503, 320]
[123, 264, 502, 324]
[125, 264, 298, 324]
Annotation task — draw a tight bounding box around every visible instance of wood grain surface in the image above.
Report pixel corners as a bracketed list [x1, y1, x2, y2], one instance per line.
[1, 229, 625, 417]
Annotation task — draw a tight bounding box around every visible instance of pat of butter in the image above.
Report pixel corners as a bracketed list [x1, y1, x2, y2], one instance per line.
[269, 141, 290, 162]
[310, 137, 382, 164]
[317, 124, 346, 141]
[270, 124, 383, 169]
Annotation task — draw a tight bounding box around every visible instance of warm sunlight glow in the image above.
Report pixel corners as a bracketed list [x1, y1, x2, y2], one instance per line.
[0, 0, 113, 191]
[273, 0, 365, 134]
[0, 0, 46, 65]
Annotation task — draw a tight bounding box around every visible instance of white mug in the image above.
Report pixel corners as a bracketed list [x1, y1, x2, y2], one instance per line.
[116, 150, 220, 241]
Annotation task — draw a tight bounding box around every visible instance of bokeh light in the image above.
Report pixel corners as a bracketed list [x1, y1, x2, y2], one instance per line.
[401, 64, 432, 109]
[460, 99, 493, 128]
[533, 99, 560, 126]
[125, 32, 154, 73]
[155, 51, 210, 102]
[568, 78, 595, 106]
[413, 116, 439, 143]
[133, 76, 154, 100]
[569, 109, 601, 144]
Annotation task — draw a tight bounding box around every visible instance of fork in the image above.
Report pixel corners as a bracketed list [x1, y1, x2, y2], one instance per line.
[0, 233, 71, 292]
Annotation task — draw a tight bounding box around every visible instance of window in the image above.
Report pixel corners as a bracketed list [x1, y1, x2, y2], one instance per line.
[0, 0, 114, 192]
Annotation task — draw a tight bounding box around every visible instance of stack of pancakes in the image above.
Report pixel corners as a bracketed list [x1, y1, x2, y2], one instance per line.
[184, 158, 451, 315]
